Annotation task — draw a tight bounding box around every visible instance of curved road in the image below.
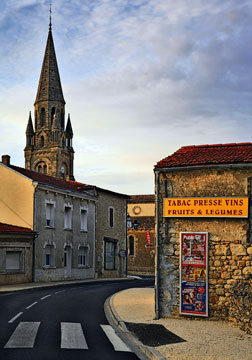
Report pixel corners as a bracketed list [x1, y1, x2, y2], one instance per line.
[0, 277, 154, 360]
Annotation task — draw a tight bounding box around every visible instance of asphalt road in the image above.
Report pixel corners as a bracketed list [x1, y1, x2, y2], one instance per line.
[0, 276, 154, 360]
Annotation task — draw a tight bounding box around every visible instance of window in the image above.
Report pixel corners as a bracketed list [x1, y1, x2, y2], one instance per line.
[40, 108, 45, 126]
[41, 136, 44, 147]
[129, 235, 135, 255]
[64, 204, 72, 229]
[6, 251, 21, 272]
[80, 208, 88, 231]
[38, 165, 42, 173]
[44, 244, 55, 267]
[78, 246, 89, 267]
[109, 207, 114, 228]
[45, 201, 55, 227]
[104, 238, 117, 270]
[43, 165, 47, 174]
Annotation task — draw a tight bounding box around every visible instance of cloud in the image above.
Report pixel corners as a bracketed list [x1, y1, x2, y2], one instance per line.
[0, 0, 252, 193]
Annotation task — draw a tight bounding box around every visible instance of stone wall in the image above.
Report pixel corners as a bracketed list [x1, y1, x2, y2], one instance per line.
[156, 167, 252, 334]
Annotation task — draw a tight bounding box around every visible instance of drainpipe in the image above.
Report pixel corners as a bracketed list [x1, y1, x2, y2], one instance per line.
[125, 200, 128, 277]
[32, 182, 38, 282]
[155, 171, 160, 319]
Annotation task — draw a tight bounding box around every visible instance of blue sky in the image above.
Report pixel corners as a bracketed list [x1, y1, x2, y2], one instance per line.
[1, 0, 252, 194]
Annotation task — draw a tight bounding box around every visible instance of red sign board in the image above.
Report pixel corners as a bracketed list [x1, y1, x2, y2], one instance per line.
[146, 231, 151, 245]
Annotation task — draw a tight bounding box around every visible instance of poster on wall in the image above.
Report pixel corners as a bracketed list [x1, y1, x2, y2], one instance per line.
[180, 232, 208, 317]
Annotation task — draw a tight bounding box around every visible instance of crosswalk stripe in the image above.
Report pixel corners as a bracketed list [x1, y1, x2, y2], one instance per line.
[61, 322, 88, 349]
[100, 325, 132, 352]
[4, 322, 40, 348]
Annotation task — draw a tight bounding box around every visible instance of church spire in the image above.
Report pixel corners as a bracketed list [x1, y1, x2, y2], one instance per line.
[34, 13, 65, 105]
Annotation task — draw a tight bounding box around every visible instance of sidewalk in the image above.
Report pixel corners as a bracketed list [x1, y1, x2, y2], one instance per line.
[109, 288, 252, 360]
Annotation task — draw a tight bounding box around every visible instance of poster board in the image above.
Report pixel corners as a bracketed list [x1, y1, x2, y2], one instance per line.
[180, 232, 208, 317]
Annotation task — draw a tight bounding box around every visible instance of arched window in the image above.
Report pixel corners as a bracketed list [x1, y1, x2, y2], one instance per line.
[129, 235, 134, 255]
[43, 165, 47, 174]
[41, 136, 44, 147]
[44, 243, 55, 267]
[40, 108, 46, 126]
[37, 165, 42, 173]
[62, 137, 65, 148]
[61, 110, 64, 129]
[51, 107, 55, 126]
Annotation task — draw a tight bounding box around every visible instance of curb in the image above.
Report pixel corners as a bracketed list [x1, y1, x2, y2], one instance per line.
[0, 276, 137, 294]
[104, 291, 166, 360]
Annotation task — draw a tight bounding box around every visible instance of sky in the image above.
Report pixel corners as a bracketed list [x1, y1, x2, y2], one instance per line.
[0, 0, 252, 195]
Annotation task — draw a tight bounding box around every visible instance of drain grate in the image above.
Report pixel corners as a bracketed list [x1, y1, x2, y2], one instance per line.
[125, 322, 186, 347]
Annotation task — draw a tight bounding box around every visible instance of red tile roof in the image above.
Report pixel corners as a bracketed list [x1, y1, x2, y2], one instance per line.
[0, 222, 34, 233]
[8, 165, 95, 198]
[155, 143, 252, 169]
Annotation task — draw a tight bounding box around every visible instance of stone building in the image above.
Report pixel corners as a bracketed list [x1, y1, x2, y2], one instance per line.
[127, 195, 155, 274]
[0, 156, 96, 282]
[68, 181, 128, 278]
[0, 223, 36, 285]
[24, 21, 74, 180]
[154, 143, 252, 334]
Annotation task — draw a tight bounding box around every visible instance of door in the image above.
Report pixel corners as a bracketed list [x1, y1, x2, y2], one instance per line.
[64, 246, 72, 278]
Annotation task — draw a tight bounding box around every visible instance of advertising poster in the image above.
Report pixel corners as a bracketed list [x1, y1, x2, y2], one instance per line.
[180, 232, 208, 317]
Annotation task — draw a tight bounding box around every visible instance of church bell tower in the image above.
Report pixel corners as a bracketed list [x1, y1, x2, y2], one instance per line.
[24, 18, 74, 180]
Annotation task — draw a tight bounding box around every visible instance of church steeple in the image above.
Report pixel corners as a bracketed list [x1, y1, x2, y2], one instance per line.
[24, 14, 74, 181]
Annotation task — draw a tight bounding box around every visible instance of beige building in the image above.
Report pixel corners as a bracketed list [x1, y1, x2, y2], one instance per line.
[127, 195, 155, 274]
[0, 222, 36, 285]
[0, 156, 96, 282]
[155, 143, 252, 334]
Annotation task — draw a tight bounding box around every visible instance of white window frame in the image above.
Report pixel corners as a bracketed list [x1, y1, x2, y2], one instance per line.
[43, 242, 56, 268]
[78, 245, 89, 267]
[6, 251, 22, 273]
[80, 206, 88, 231]
[45, 199, 56, 228]
[64, 203, 73, 230]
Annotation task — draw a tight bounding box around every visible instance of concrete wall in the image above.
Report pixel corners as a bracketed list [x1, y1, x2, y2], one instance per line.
[95, 190, 127, 278]
[34, 187, 96, 282]
[0, 164, 34, 229]
[156, 167, 252, 333]
[128, 203, 155, 217]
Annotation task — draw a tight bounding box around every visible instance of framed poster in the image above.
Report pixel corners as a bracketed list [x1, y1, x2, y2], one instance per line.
[180, 232, 208, 317]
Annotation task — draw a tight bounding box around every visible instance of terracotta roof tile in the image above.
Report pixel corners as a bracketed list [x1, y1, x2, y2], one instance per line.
[155, 143, 252, 169]
[0, 222, 34, 233]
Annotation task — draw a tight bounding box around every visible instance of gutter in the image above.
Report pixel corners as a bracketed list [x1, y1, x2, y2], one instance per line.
[155, 171, 160, 319]
[154, 163, 252, 173]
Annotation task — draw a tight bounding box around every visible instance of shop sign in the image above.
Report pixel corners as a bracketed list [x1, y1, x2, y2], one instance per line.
[163, 197, 248, 218]
[180, 232, 208, 317]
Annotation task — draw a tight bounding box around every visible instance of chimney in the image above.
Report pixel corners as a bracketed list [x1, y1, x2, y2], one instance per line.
[2, 155, 10, 166]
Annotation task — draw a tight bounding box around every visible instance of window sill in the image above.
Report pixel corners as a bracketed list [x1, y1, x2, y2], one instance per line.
[64, 228, 72, 231]
[45, 226, 55, 229]
[80, 230, 88, 233]
[78, 265, 90, 269]
[43, 266, 56, 270]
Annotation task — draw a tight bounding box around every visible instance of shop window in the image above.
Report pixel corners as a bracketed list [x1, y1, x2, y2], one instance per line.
[109, 207, 114, 228]
[6, 251, 22, 272]
[78, 246, 89, 267]
[104, 238, 117, 270]
[129, 235, 135, 255]
[80, 208, 88, 231]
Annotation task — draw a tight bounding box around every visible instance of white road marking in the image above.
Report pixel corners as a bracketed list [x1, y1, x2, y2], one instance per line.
[4, 322, 40, 348]
[40, 294, 51, 300]
[8, 312, 23, 324]
[100, 325, 132, 352]
[55, 290, 66, 294]
[61, 322, 88, 349]
[26, 302, 38, 309]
